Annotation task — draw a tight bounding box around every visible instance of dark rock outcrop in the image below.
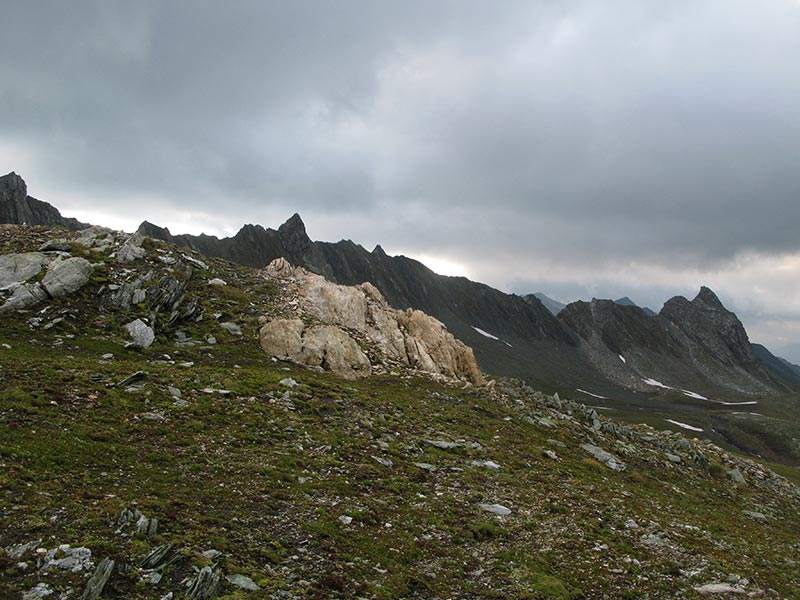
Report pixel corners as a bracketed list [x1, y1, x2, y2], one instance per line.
[559, 289, 787, 396]
[0, 172, 88, 230]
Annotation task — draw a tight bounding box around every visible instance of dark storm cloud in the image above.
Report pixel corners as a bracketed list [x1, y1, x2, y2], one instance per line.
[2, 0, 800, 271]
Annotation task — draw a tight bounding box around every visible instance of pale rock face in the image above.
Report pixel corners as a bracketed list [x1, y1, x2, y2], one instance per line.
[259, 259, 483, 383]
[259, 318, 305, 358]
[0, 252, 50, 289]
[303, 277, 368, 332]
[41, 257, 93, 298]
[300, 325, 371, 378]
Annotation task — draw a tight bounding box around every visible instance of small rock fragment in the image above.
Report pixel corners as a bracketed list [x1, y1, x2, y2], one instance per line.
[479, 503, 512, 516]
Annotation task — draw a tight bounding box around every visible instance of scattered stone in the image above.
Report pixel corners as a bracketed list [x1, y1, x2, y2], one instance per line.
[139, 411, 165, 421]
[413, 462, 437, 472]
[136, 515, 159, 536]
[41, 544, 93, 573]
[219, 321, 242, 336]
[116, 371, 147, 388]
[123, 319, 155, 347]
[187, 565, 222, 600]
[728, 468, 746, 484]
[694, 583, 748, 595]
[581, 443, 626, 471]
[181, 254, 209, 270]
[202, 549, 223, 560]
[6, 538, 42, 559]
[208, 278, 227, 286]
[81, 557, 114, 600]
[472, 460, 501, 470]
[624, 518, 640, 530]
[425, 439, 460, 450]
[226, 574, 260, 591]
[665, 453, 682, 464]
[479, 503, 512, 516]
[338, 515, 353, 525]
[743, 510, 768, 523]
[542, 449, 559, 460]
[101, 353, 114, 360]
[140, 544, 179, 571]
[168, 386, 182, 398]
[372, 455, 393, 468]
[205, 335, 217, 345]
[22, 583, 54, 600]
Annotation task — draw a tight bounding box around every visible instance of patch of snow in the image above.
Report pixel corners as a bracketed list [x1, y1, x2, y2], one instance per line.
[665, 419, 704, 432]
[576, 388, 608, 399]
[472, 326, 498, 340]
[720, 401, 758, 406]
[472, 326, 512, 347]
[642, 378, 673, 390]
[618, 354, 627, 363]
[682, 390, 708, 400]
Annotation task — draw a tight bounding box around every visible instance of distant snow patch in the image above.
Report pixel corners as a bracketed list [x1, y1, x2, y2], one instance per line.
[682, 390, 708, 400]
[642, 378, 673, 390]
[472, 326, 513, 347]
[576, 388, 608, 399]
[720, 400, 758, 406]
[472, 326, 498, 340]
[665, 419, 704, 432]
[618, 355, 627, 364]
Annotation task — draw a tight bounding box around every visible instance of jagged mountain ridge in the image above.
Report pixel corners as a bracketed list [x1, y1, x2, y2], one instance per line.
[0, 172, 88, 231]
[526, 292, 566, 316]
[139, 212, 790, 397]
[559, 293, 787, 397]
[139, 213, 599, 389]
[1, 172, 793, 398]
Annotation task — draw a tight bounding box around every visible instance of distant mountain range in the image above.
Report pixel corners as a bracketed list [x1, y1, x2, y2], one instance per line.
[3, 172, 798, 400]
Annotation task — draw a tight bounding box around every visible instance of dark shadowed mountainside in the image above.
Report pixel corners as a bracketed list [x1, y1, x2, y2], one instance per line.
[0, 172, 88, 231]
[559, 292, 789, 397]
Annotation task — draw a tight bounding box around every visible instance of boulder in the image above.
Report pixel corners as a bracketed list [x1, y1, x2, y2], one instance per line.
[0, 283, 48, 313]
[123, 319, 155, 348]
[117, 233, 146, 263]
[260, 259, 483, 383]
[0, 252, 50, 289]
[41, 257, 93, 298]
[581, 443, 627, 471]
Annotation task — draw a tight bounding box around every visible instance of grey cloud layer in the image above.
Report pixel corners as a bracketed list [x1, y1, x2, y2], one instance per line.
[2, 1, 800, 270]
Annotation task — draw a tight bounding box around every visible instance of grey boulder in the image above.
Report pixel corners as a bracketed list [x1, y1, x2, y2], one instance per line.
[41, 257, 93, 298]
[124, 319, 155, 348]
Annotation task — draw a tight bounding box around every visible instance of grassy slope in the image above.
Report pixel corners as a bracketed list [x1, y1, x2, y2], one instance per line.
[1, 226, 799, 599]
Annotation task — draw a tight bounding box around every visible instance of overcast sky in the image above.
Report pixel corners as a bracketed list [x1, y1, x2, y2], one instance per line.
[3, 1, 800, 359]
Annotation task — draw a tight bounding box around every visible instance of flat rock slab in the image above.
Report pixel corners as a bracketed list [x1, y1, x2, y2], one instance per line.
[479, 503, 512, 516]
[581, 443, 626, 471]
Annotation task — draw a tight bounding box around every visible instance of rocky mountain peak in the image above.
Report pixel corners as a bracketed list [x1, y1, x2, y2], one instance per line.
[277, 212, 312, 257]
[694, 285, 725, 309]
[0, 171, 26, 194]
[1, 171, 88, 231]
